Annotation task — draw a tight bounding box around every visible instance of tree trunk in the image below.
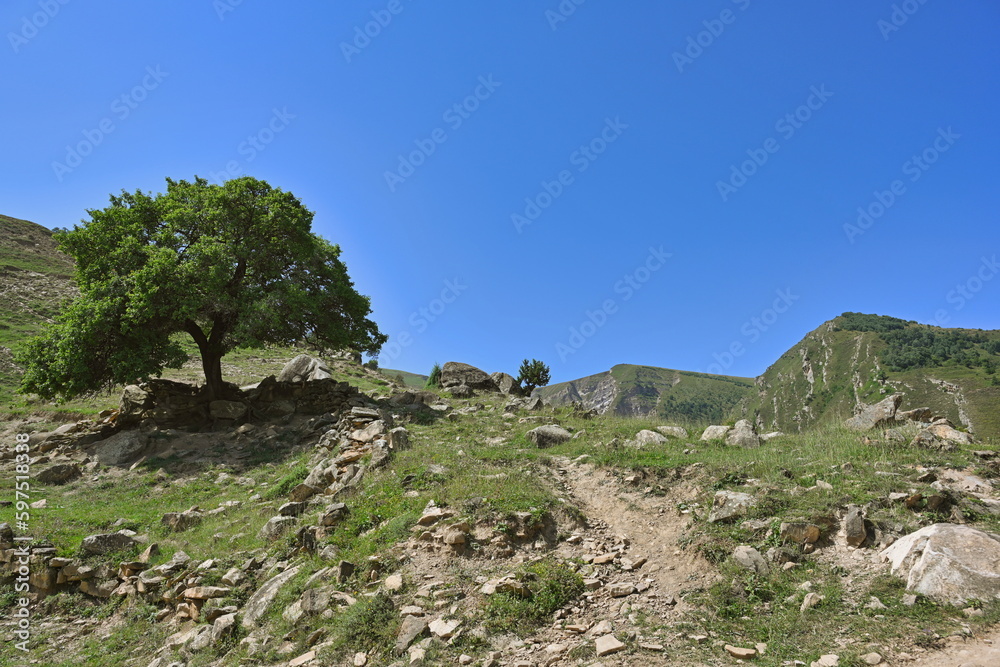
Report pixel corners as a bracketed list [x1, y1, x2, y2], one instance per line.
[184, 319, 226, 401]
[201, 346, 225, 401]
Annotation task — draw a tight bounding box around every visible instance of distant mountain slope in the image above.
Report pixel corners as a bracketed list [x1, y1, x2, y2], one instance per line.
[536, 363, 754, 424]
[381, 368, 429, 389]
[0, 215, 77, 405]
[742, 313, 1000, 438]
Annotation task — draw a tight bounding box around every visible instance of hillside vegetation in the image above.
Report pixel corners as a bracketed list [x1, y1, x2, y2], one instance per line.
[745, 313, 1000, 439]
[536, 364, 754, 424]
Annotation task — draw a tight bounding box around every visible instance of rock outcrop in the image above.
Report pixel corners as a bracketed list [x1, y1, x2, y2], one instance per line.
[440, 362, 498, 392]
[845, 393, 903, 431]
[880, 523, 1000, 605]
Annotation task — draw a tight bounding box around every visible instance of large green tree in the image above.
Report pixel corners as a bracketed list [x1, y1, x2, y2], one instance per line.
[17, 176, 386, 400]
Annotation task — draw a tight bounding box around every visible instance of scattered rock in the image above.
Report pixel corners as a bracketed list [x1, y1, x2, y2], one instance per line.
[709, 490, 756, 523]
[594, 634, 626, 657]
[395, 615, 428, 654]
[725, 645, 757, 659]
[844, 505, 867, 547]
[780, 522, 821, 545]
[526, 425, 572, 448]
[732, 545, 769, 576]
[257, 516, 297, 541]
[242, 565, 301, 628]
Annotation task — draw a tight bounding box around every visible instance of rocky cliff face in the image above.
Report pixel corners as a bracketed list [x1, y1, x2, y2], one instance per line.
[537, 371, 618, 414]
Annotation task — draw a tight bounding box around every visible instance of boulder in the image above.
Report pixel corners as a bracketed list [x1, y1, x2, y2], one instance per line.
[726, 419, 761, 448]
[700, 425, 731, 441]
[277, 354, 331, 383]
[709, 490, 756, 523]
[448, 384, 474, 399]
[732, 545, 769, 576]
[927, 421, 973, 445]
[633, 430, 667, 447]
[242, 565, 301, 628]
[780, 522, 821, 545]
[94, 430, 149, 466]
[162, 509, 204, 532]
[440, 362, 497, 392]
[257, 516, 297, 541]
[879, 523, 1000, 605]
[844, 505, 867, 547]
[845, 393, 903, 431]
[526, 425, 572, 448]
[395, 614, 428, 654]
[490, 372, 523, 396]
[911, 429, 957, 452]
[81, 531, 137, 555]
[36, 463, 81, 485]
[656, 426, 688, 439]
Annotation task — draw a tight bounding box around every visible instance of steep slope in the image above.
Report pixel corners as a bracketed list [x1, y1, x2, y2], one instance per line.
[536, 363, 754, 424]
[0, 215, 77, 406]
[743, 313, 1000, 438]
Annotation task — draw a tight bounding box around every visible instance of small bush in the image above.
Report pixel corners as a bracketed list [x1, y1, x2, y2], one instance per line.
[484, 558, 584, 634]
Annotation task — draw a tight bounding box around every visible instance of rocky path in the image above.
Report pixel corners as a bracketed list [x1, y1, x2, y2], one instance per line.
[904, 632, 1000, 667]
[552, 455, 713, 606]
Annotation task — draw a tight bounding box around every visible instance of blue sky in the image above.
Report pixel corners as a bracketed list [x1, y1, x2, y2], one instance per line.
[3, 1, 998, 383]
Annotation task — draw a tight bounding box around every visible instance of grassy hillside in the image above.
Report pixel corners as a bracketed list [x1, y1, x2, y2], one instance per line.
[0, 215, 77, 411]
[538, 363, 754, 424]
[381, 368, 429, 389]
[2, 389, 998, 666]
[744, 313, 1000, 438]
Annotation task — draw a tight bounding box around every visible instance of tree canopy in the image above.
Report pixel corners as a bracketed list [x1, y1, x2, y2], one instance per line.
[516, 358, 551, 395]
[17, 176, 386, 400]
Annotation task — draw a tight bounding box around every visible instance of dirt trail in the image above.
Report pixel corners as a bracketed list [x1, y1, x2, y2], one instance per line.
[553, 455, 714, 602]
[548, 456, 1000, 667]
[904, 632, 1000, 667]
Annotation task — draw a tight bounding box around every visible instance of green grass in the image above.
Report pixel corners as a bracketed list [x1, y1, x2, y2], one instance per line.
[483, 558, 585, 635]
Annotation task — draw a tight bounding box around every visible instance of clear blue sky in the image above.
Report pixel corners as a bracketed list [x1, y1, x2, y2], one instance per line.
[3, 1, 998, 383]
